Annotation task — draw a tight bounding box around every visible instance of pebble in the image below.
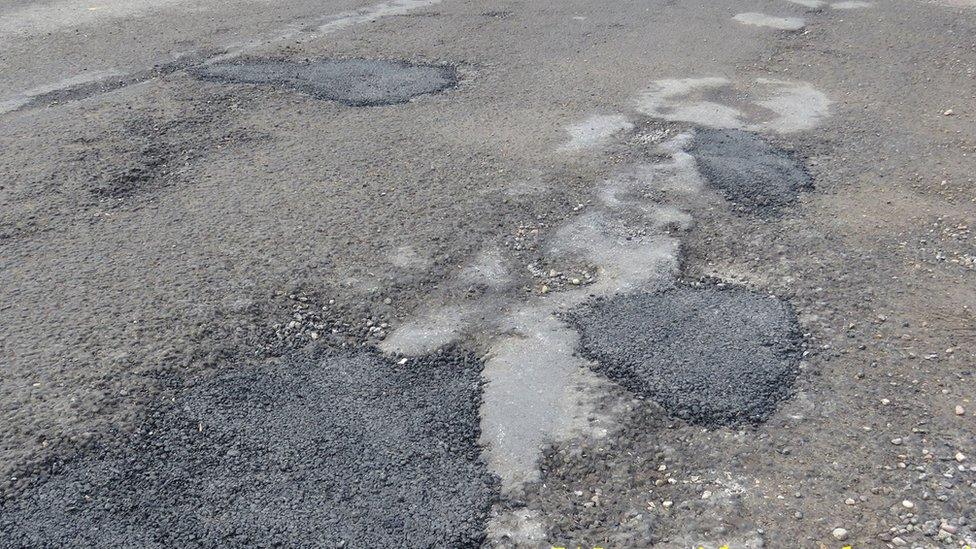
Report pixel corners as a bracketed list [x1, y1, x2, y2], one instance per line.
[845, 498, 856, 505]
[891, 536, 907, 546]
[832, 527, 849, 541]
[892, 438, 904, 445]
[956, 405, 965, 416]
[902, 500, 915, 509]
[955, 452, 966, 462]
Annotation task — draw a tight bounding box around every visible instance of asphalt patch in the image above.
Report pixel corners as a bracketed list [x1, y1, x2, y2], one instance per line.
[0, 347, 496, 548]
[194, 59, 457, 106]
[689, 128, 812, 215]
[573, 286, 802, 426]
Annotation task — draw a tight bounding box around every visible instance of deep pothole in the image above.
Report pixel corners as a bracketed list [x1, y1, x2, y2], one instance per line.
[572, 285, 803, 426]
[193, 58, 457, 106]
[0, 347, 496, 547]
[689, 128, 812, 215]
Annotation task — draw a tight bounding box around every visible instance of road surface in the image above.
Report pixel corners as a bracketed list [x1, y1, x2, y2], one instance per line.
[1, 0, 974, 546]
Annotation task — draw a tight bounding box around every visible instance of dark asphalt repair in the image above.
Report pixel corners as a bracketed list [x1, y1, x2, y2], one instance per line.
[689, 128, 812, 215]
[194, 59, 457, 106]
[573, 285, 803, 426]
[0, 348, 496, 548]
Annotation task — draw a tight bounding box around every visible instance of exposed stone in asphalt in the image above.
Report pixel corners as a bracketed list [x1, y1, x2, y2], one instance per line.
[572, 285, 803, 426]
[689, 128, 812, 215]
[194, 58, 457, 106]
[0, 347, 496, 548]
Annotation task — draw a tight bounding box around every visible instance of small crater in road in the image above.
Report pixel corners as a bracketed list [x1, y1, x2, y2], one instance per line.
[194, 58, 458, 106]
[573, 285, 803, 426]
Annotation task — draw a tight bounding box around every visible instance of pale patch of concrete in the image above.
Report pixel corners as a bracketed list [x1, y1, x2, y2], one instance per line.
[389, 244, 429, 269]
[380, 302, 474, 355]
[733, 12, 806, 30]
[636, 77, 831, 134]
[479, 302, 612, 490]
[831, 0, 873, 8]
[637, 77, 743, 129]
[487, 508, 547, 545]
[458, 247, 512, 289]
[786, 0, 826, 7]
[751, 78, 831, 133]
[559, 114, 634, 151]
[381, 247, 513, 355]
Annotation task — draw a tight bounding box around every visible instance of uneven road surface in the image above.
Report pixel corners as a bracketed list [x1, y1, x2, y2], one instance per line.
[2, 0, 975, 546]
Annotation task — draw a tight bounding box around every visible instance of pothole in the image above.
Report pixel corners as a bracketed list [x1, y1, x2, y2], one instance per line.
[0, 347, 496, 547]
[689, 128, 812, 215]
[572, 285, 803, 426]
[193, 58, 457, 106]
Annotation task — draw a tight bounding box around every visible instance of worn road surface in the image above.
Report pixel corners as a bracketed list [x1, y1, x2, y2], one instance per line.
[2, 0, 975, 546]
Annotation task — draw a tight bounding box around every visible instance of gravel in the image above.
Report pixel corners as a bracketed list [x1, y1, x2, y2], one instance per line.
[0, 347, 496, 548]
[572, 285, 803, 426]
[194, 58, 457, 106]
[689, 128, 812, 215]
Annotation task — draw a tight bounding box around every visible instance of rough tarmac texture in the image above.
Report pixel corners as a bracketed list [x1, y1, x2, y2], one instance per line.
[573, 286, 802, 426]
[194, 59, 457, 106]
[689, 128, 812, 215]
[0, 347, 496, 548]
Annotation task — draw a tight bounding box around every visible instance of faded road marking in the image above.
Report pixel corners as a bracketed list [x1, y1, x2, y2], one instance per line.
[636, 77, 830, 134]
[559, 114, 634, 151]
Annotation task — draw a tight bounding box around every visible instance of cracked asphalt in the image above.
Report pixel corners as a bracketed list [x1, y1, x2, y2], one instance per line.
[2, 0, 975, 546]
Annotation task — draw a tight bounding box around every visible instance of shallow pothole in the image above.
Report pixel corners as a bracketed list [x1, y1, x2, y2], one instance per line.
[0, 347, 496, 547]
[572, 285, 802, 426]
[689, 128, 812, 215]
[193, 58, 457, 106]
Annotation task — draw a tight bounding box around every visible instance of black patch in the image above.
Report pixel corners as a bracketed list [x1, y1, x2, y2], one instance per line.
[1, 347, 497, 547]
